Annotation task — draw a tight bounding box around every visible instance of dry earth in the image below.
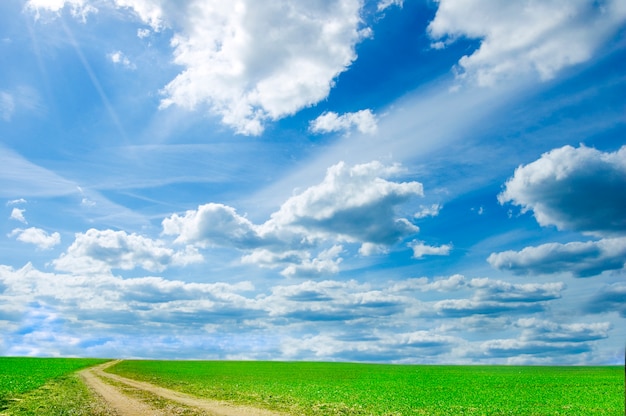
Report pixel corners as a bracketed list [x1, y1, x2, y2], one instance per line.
[79, 361, 285, 416]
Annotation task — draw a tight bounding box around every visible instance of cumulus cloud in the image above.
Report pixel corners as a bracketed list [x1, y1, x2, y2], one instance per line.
[27, 0, 370, 135]
[9, 227, 61, 250]
[163, 203, 264, 249]
[9, 208, 27, 224]
[53, 228, 202, 274]
[158, 0, 368, 135]
[488, 237, 626, 278]
[309, 109, 378, 135]
[499, 145, 626, 236]
[491, 145, 626, 277]
[164, 161, 423, 277]
[408, 240, 452, 259]
[280, 245, 344, 278]
[428, 0, 626, 85]
[265, 161, 422, 246]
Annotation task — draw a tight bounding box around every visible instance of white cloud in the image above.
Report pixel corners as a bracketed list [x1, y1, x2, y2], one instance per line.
[309, 109, 378, 135]
[157, 0, 368, 135]
[108, 50, 136, 69]
[164, 161, 423, 277]
[113, 0, 165, 31]
[137, 28, 151, 38]
[428, 0, 626, 85]
[0, 263, 604, 363]
[163, 203, 263, 249]
[9, 227, 61, 250]
[377, 0, 403, 12]
[265, 161, 422, 246]
[26, 0, 370, 135]
[53, 228, 202, 274]
[488, 237, 626, 278]
[358, 242, 389, 256]
[26, 0, 97, 21]
[492, 145, 626, 278]
[499, 145, 626, 236]
[280, 245, 343, 278]
[414, 203, 441, 219]
[9, 208, 27, 224]
[409, 240, 452, 259]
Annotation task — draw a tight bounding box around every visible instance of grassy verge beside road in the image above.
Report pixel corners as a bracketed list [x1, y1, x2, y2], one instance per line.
[0, 357, 108, 415]
[107, 360, 624, 415]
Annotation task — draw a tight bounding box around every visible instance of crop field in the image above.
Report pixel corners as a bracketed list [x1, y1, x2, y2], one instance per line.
[0, 357, 108, 413]
[107, 360, 625, 415]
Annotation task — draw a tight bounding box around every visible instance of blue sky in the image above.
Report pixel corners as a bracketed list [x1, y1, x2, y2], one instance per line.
[1, 0, 625, 364]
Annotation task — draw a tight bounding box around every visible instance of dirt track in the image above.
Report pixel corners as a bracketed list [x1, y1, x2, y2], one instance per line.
[79, 361, 284, 416]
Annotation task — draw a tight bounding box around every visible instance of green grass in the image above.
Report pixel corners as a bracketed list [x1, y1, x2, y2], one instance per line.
[107, 360, 624, 415]
[0, 357, 109, 414]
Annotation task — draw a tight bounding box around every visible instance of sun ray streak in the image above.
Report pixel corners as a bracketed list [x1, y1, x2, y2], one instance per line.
[60, 18, 128, 142]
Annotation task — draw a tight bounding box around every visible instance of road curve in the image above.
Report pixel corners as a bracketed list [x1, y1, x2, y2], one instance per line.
[79, 361, 285, 416]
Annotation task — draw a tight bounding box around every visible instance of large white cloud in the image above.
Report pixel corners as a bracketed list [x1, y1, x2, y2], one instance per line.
[428, 0, 626, 85]
[27, 0, 371, 135]
[53, 228, 202, 274]
[499, 145, 626, 236]
[491, 145, 626, 277]
[163, 161, 424, 277]
[265, 161, 422, 245]
[162, 203, 264, 249]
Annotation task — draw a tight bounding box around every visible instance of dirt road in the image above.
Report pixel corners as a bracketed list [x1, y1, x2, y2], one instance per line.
[79, 361, 284, 416]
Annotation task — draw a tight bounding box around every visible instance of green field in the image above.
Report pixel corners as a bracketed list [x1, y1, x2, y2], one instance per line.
[107, 360, 625, 415]
[0, 357, 108, 414]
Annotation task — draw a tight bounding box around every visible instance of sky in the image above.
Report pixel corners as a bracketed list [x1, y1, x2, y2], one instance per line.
[0, 0, 625, 365]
